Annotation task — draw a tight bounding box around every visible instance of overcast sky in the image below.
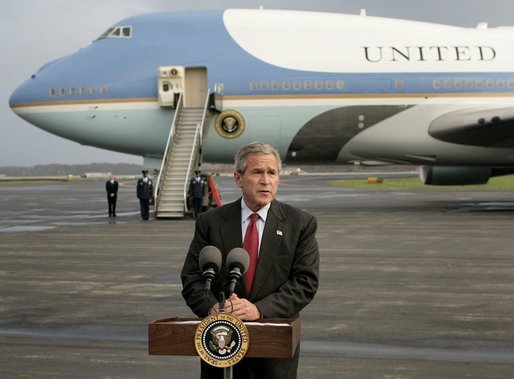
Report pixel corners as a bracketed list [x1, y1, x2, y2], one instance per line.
[2, 0, 514, 167]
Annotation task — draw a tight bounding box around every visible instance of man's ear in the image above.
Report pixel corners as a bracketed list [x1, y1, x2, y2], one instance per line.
[234, 171, 243, 188]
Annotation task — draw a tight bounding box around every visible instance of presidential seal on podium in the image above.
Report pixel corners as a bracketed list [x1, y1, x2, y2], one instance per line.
[194, 312, 250, 368]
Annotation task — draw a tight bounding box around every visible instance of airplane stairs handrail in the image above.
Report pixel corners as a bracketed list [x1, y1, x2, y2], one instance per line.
[199, 89, 211, 146]
[180, 90, 212, 213]
[155, 93, 183, 212]
[182, 126, 201, 212]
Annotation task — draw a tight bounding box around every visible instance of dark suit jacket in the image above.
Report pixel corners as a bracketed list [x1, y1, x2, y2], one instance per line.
[181, 198, 319, 379]
[136, 178, 153, 199]
[105, 180, 118, 196]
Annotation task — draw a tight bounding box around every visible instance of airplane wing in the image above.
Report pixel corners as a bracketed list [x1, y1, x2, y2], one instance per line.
[429, 107, 514, 148]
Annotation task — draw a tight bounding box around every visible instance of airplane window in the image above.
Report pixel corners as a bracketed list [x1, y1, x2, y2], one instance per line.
[433, 80, 441, 89]
[163, 83, 170, 92]
[326, 80, 333, 90]
[444, 79, 451, 89]
[487, 79, 494, 88]
[336, 80, 344, 90]
[293, 81, 301, 90]
[497, 79, 505, 88]
[90, 86, 97, 95]
[304, 80, 312, 90]
[69, 87, 76, 96]
[508, 79, 514, 88]
[95, 26, 132, 41]
[315, 80, 323, 90]
[465, 80, 473, 89]
[60, 88, 66, 96]
[271, 81, 279, 90]
[395, 80, 404, 90]
[454, 80, 462, 89]
[49, 88, 56, 97]
[260, 81, 269, 91]
[250, 81, 257, 90]
[282, 81, 290, 90]
[80, 87, 87, 95]
[97, 28, 115, 40]
[100, 86, 108, 94]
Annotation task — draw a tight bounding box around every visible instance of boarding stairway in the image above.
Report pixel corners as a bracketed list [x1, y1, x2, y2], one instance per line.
[154, 93, 210, 218]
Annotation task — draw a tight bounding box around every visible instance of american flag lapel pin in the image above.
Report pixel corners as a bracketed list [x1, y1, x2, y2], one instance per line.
[276, 230, 283, 236]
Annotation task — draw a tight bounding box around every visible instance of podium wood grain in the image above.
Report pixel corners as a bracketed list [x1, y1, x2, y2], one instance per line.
[148, 317, 300, 358]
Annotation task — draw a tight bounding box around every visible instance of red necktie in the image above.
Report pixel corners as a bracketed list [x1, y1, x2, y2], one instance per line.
[243, 213, 259, 293]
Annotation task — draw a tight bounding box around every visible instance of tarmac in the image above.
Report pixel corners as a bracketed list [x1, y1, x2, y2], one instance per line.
[1, 174, 514, 378]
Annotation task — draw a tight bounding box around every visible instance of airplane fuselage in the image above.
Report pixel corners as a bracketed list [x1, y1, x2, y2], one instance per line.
[10, 9, 514, 174]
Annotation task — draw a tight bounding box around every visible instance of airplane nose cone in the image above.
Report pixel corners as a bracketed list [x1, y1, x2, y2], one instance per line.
[10, 72, 35, 100]
[9, 80, 31, 118]
[9, 85, 24, 115]
[9, 55, 66, 113]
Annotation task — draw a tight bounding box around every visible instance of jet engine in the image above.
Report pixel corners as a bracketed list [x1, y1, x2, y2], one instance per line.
[419, 166, 491, 185]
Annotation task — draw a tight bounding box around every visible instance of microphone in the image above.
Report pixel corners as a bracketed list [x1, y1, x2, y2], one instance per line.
[199, 246, 222, 294]
[226, 248, 250, 296]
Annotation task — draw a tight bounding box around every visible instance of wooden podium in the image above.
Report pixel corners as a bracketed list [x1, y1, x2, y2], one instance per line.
[148, 317, 300, 358]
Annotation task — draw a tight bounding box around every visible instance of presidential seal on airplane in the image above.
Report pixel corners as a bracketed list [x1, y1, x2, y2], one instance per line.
[215, 109, 246, 139]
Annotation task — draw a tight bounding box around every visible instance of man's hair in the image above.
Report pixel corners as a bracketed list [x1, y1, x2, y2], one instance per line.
[234, 141, 282, 174]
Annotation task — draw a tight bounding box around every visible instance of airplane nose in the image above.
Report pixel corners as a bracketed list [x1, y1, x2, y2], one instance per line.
[9, 55, 67, 113]
[9, 85, 24, 114]
[9, 81, 30, 117]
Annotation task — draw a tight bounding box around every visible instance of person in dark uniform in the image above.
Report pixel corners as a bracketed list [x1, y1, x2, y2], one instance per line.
[137, 169, 153, 220]
[188, 170, 206, 218]
[105, 174, 119, 217]
[181, 142, 320, 379]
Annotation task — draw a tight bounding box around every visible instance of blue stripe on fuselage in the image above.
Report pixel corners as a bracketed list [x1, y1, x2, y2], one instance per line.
[10, 10, 514, 106]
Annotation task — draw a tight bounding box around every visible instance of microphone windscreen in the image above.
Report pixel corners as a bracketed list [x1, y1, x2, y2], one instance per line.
[226, 248, 250, 273]
[199, 246, 222, 272]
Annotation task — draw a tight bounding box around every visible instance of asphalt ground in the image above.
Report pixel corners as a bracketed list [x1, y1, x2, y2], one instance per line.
[1, 174, 514, 378]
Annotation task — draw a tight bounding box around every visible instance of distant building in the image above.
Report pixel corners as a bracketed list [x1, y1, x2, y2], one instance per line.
[82, 172, 111, 178]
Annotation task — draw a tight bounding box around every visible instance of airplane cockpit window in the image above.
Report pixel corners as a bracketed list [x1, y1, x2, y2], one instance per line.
[95, 26, 132, 41]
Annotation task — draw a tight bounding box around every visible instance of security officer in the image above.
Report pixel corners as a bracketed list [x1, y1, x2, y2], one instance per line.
[188, 170, 206, 218]
[137, 169, 153, 220]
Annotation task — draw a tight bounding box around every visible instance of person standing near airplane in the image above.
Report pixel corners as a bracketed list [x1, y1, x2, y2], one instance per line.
[136, 169, 153, 220]
[105, 174, 119, 217]
[188, 170, 206, 218]
[181, 141, 320, 379]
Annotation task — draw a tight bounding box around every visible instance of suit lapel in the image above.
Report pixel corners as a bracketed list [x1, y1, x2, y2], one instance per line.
[220, 200, 242, 252]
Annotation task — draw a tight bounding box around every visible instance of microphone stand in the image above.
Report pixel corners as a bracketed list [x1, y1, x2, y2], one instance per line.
[218, 292, 233, 379]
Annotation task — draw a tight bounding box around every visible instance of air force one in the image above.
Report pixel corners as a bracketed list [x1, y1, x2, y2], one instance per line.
[9, 8, 514, 216]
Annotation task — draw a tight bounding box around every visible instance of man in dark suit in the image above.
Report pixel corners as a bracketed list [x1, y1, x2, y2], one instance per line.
[105, 174, 119, 217]
[136, 169, 153, 220]
[181, 141, 319, 379]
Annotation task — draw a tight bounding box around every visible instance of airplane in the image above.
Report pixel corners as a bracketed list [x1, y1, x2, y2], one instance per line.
[9, 8, 514, 216]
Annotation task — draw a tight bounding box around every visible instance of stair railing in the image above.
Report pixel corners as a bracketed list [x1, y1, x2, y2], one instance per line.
[183, 126, 201, 212]
[199, 89, 211, 146]
[181, 90, 211, 212]
[155, 93, 183, 211]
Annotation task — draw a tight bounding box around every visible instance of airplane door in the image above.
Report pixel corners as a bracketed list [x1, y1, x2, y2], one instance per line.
[184, 67, 208, 107]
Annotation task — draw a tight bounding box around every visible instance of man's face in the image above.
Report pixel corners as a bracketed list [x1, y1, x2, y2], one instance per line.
[234, 153, 280, 211]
